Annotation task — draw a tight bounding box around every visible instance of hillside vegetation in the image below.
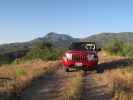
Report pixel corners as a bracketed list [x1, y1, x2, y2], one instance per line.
[0, 32, 133, 64]
[0, 41, 66, 65]
[18, 42, 66, 62]
[0, 32, 133, 55]
[104, 38, 133, 58]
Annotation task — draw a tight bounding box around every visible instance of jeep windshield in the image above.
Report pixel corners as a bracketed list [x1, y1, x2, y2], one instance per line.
[69, 42, 96, 51]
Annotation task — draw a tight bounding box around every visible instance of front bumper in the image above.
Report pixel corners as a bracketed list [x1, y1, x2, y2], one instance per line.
[62, 60, 98, 68]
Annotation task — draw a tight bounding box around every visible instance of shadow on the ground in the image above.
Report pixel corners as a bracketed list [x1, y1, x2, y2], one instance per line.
[99, 58, 133, 71]
[82, 58, 133, 76]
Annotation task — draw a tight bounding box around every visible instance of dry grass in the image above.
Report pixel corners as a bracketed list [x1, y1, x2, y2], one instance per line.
[0, 59, 60, 94]
[94, 67, 133, 100]
[94, 51, 133, 100]
[98, 51, 126, 64]
[111, 67, 133, 100]
[63, 72, 83, 100]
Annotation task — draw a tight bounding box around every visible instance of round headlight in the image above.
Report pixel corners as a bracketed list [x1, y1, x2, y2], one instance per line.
[65, 53, 72, 60]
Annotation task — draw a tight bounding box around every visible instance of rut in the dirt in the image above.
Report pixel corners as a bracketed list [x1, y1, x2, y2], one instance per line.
[79, 73, 112, 100]
[20, 68, 67, 100]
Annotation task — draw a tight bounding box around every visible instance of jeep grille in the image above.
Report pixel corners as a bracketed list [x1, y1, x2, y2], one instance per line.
[72, 55, 87, 62]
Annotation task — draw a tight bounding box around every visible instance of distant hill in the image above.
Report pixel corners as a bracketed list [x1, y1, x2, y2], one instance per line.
[31, 32, 80, 48]
[0, 32, 79, 55]
[82, 32, 133, 47]
[0, 42, 32, 55]
[0, 32, 133, 55]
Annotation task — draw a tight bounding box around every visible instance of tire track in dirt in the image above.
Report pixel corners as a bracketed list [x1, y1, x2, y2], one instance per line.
[79, 73, 112, 100]
[20, 67, 68, 100]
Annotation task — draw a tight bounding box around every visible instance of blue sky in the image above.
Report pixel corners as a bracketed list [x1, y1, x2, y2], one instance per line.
[0, 0, 133, 44]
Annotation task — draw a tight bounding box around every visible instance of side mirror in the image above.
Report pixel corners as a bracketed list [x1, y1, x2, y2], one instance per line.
[97, 48, 101, 52]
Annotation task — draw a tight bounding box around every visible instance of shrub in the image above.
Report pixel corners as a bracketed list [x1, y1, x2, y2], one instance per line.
[22, 42, 66, 61]
[122, 44, 133, 58]
[0, 55, 12, 64]
[104, 38, 124, 55]
[104, 38, 133, 58]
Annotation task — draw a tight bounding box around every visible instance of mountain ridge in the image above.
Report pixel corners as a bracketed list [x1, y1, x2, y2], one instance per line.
[82, 32, 133, 47]
[0, 32, 133, 54]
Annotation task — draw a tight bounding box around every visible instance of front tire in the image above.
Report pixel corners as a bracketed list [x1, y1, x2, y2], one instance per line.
[65, 68, 70, 72]
[83, 68, 88, 72]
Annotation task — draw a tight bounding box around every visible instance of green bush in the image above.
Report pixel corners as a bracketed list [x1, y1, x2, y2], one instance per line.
[22, 42, 66, 61]
[0, 55, 12, 64]
[122, 44, 133, 58]
[104, 38, 124, 55]
[104, 38, 133, 58]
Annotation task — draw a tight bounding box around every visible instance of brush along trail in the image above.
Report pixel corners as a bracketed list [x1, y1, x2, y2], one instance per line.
[20, 51, 129, 100]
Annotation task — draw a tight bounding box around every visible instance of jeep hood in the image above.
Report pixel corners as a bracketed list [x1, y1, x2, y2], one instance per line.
[66, 50, 96, 55]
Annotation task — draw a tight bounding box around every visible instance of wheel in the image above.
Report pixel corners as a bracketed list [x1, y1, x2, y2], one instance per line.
[83, 68, 88, 72]
[65, 68, 70, 72]
[96, 66, 104, 73]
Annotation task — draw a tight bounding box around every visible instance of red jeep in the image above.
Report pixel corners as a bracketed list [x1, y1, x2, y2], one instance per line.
[62, 42, 102, 72]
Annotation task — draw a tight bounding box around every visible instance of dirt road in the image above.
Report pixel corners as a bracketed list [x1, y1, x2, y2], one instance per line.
[20, 52, 130, 100]
[20, 68, 67, 100]
[79, 72, 112, 100]
[20, 67, 81, 100]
